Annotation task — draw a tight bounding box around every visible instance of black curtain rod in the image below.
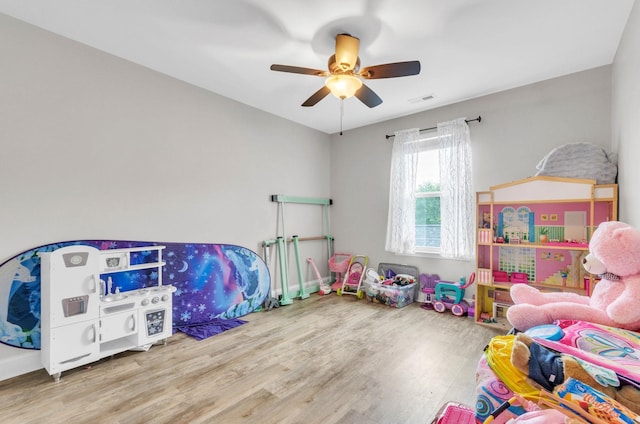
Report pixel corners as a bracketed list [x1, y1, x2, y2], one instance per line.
[385, 116, 482, 140]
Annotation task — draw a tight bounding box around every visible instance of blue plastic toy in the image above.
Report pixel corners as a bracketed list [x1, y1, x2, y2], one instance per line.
[433, 272, 475, 316]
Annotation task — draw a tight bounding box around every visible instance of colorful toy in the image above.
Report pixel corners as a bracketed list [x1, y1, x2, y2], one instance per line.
[509, 272, 528, 284]
[328, 253, 352, 291]
[307, 257, 331, 295]
[482, 212, 493, 229]
[336, 255, 368, 298]
[492, 270, 509, 282]
[431, 401, 475, 424]
[364, 267, 382, 285]
[432, 272, 475, 316]
[507, 221, 640, 332]
[419, 273, 440, 309]
[389, 273, 414, 286]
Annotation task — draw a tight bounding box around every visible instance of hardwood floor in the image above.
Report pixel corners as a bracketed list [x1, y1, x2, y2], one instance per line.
[0, 295, 504, 424]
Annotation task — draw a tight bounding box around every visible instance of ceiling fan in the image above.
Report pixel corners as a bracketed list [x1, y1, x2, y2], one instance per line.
[270, 33, 421, 108]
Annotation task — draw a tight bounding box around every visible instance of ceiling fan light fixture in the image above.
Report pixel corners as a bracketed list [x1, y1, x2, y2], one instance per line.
[335, 34, 360, 71]
[325, 75, 363, 99]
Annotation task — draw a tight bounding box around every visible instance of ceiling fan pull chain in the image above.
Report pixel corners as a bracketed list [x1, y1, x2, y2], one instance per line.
[340, 98, 344, 135]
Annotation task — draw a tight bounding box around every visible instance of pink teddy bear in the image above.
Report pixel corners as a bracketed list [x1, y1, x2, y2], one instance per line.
[506, 221, 640, 332]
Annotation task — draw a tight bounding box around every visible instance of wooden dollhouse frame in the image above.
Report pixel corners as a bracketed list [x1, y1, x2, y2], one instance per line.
[474, 176, 618, 328]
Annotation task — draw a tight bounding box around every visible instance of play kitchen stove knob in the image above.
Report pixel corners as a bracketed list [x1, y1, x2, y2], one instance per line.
[152, 296, 160, 304]
[161, 294, 169, 302]
[141, 298, 149, 306]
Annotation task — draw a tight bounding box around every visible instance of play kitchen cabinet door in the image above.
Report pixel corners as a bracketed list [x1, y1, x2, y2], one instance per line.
[100, 309, 137, 344]
[474, 176, 618, 329]
[40, 246, 101, 328]
[45, 321, 100, 376]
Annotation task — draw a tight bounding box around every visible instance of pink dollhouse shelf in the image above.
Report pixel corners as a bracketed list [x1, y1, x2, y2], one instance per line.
[545, 242, 589, 248]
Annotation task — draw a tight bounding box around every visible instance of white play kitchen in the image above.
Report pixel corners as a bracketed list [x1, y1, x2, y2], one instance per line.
[39, 245, 175, 382]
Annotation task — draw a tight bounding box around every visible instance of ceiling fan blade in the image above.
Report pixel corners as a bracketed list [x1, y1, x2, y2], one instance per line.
[270, 64, 329, 77]
[355, 84, 383, 108]
[335, 34, 360, 71]
[302, 86, 331, 107]
[359, 61, 421, 79]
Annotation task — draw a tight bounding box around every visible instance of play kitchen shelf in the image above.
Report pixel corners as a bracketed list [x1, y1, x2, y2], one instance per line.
[474, 176, 617, 329]
[99, 245, 166, 276]
[40, 245, 174, 381]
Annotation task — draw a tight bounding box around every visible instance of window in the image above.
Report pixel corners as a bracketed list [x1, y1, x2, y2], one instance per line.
[386, 118, 473, 260]
[415, 136, 441, 252]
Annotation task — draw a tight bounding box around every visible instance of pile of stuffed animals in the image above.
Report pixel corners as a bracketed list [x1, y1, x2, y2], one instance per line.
[510, 332, 640, 414]
[503, 220, 640, 415]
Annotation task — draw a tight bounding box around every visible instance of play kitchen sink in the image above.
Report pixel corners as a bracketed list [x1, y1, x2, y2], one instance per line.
[101, 294, 128, 302]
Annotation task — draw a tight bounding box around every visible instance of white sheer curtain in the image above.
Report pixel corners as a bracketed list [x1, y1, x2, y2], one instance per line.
[438, 118, 474, 260]
[385, 128, 419, 254]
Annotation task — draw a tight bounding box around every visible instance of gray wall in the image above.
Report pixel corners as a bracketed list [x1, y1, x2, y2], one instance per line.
[330, 66, 613, 281]
[0, 13, 331, 277]
[613, 0, 640, 228]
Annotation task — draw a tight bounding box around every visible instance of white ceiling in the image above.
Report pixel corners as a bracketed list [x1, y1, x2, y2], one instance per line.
[0, 0, 635, 134]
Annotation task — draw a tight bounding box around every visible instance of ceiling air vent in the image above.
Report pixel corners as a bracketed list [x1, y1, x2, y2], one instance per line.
[409, 94, 434, 104]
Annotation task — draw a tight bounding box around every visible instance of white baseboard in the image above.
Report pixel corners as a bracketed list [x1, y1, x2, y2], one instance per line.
[0, 343, 43, 381]
[269, 277, 331, 297]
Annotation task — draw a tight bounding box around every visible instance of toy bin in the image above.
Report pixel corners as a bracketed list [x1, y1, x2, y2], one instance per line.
[363, 280, 417, 308]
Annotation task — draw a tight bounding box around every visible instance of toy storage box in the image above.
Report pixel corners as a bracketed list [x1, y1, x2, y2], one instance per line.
[364, 280, 417, 308]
